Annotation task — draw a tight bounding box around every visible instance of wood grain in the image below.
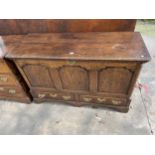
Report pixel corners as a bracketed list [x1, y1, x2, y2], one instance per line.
[0, 19, 136, 35]
[3, 31, 151, 112]
[6, 32, 151, 62]
[0, 35, 31, 103]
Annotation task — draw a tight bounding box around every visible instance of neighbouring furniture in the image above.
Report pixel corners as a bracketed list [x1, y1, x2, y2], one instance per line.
[6, 32, 151, 112]
[0, 35, 31, 103]
[0, 19, 136, 35]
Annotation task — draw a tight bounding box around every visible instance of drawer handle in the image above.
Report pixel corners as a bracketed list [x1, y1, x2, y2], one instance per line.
[97, 98, 106, 102]
[9, 89, 16, 94]
[0, 87, 4, 91]
[50, 93, 58, 98]
[83, 97, 92, 102]
[0, 76, 8, 82]
[38, 94, 46, 98]
[62, 95, 71, 100]
[112, 100, 122, 105]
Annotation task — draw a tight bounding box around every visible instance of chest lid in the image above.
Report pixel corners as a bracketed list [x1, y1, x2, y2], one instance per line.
[0, 35, 25, 58]
[6, 32, 151, 62]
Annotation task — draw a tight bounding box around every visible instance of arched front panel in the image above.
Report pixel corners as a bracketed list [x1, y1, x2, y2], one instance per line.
[98, 67, 133, 94]
[23, 64, 55, 88]
[59, 66, 89, 91]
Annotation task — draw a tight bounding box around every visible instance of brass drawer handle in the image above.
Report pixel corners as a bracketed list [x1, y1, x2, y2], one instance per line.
[112, 100, 122, 105]
[38, 93, 46, 98]
[0, 76, 8, 82]
[97, 98, 106, 102]
[9, 89, 16, 94]
[83, 97, 92, 102]
[50, 93, 58, 98]
[62, 95, 71, 100]
[0, 87, 4, 91]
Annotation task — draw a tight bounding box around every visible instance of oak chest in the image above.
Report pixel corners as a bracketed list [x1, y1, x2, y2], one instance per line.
[6, 32, 151, 112]
[0, 35, 31, 103]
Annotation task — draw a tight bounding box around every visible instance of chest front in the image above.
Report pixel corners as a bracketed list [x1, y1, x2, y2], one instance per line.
[14, 58, 141, 112]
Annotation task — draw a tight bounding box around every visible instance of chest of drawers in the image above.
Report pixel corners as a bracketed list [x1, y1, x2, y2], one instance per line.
[6, 32, 151, 112]
[0, 35, 31, 103]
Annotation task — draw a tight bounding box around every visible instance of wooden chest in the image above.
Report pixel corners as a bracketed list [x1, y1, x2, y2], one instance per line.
[6, 32, 151, 112]
[0, 35, 31, 103]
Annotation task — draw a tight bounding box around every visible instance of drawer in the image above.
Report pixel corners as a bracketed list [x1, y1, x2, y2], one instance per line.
[32, 90, 75, 101]
[0, 86, 26, 97]
[0, 73, 17, 86]
[0, 62, 11, 73]
[80, 95, 127, 106]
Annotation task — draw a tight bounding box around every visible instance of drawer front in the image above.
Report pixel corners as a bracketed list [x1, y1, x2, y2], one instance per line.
[0, 74, 17, 86]
[0, 62, 11, 73]
[32, 90, 75, 101]
[0, 86, 26, 97]
[80, 95, 127, 106]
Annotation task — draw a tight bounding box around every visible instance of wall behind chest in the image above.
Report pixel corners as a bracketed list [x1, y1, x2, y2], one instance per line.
[0, 19, 136, 35]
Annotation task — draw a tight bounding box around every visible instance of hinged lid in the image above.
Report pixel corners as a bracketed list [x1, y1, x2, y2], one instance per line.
[0, 35, 24, 58]
[5, 32, 151, 62]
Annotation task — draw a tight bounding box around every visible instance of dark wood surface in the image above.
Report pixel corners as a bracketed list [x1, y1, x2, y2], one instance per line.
[13, 58, 140, 112]
[0, 35, 25, 58]
[0, 19, 136, 35]
[6, 32, 151, 62]
[7, 31, 150, 112]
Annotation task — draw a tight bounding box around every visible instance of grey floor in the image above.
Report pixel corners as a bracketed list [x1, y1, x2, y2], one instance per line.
[0, 21, 155, 135]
